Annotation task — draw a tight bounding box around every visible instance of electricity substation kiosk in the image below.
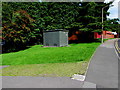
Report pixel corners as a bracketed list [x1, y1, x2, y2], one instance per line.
[43, 29, 68, 47]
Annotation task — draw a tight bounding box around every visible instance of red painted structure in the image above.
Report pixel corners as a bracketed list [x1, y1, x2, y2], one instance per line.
[68, 30, 117, 43]
[94, 31, 116, 39]
[94, 32, 101, 38]
[103, 31, 114, 39]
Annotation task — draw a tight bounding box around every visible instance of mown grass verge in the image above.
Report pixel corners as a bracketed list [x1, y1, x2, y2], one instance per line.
[1, 61, 88, 77]
[1, 43, 100, 65]
[1, 43, 100, 77]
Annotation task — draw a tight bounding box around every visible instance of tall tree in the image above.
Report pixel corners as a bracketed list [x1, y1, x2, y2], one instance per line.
[2, 2, 111, 52]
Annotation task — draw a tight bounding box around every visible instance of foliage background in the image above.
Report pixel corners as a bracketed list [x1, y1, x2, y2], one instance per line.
[2, 2, 119, 53]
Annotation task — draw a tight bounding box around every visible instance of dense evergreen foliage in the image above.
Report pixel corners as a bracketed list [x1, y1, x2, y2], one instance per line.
[2, 2, 116, 52]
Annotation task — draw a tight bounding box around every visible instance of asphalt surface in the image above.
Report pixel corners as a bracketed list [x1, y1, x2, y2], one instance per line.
[114, 38, 120, 57]
[118, 39, 120, 48]
[117, 39, 120, 57]
[117, 39, 120, 90]
[85, 39, 118, 88]
[2, 77, 83, 88]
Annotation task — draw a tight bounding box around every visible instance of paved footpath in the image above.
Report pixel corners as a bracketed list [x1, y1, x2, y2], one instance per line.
[2, 76, 83, 88]
[84, 39, 119, 88]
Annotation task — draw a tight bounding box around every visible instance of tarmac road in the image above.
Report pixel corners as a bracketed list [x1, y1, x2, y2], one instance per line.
[118, 39, 120, 57]
[118, 39, 120, 48]
[115, 39, 120, 57]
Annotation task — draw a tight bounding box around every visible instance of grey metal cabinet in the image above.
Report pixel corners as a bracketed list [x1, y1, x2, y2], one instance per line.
[43, 30, 68, 47]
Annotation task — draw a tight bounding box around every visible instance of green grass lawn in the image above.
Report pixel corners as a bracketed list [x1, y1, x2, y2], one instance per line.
[1, 43, 100, 65]
[1, 43, 100, 77]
